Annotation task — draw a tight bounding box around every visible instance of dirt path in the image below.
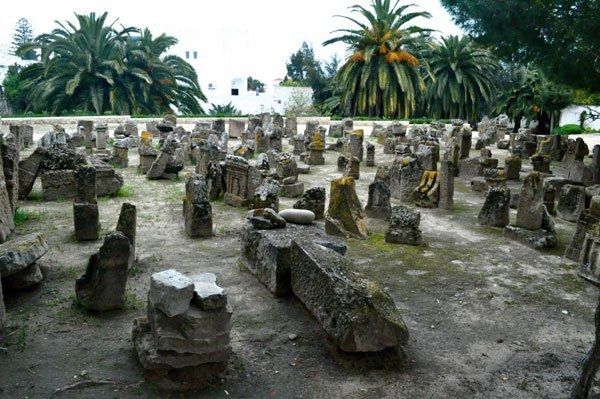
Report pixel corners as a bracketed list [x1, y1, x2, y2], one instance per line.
[0, 124, 595, 398]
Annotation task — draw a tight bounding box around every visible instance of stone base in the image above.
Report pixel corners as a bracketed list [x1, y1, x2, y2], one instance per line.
[73, 202, 100, 241]
[132, 317, 228, 391]
[503, 225, 557, 249]
[384, 228, 422, 245]
[280, 182, 304, 198]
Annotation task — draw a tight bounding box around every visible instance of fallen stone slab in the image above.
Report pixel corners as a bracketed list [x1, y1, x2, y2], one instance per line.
[0, 233, 48, 277]
[149, 270, 195, 317]
[246, 208, 286, 229]
[290, 240, 409, 352]
[240, 223, 346, 296]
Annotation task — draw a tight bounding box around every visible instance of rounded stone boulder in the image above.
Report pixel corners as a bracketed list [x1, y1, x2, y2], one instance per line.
[279, 209, 315, 225]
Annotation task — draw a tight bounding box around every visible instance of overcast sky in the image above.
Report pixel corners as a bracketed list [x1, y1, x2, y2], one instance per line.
[0, 0, 463, 86]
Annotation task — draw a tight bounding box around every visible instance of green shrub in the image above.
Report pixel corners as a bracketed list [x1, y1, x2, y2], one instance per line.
[14, 208, 42, 226]
[553, 124, 583, 135]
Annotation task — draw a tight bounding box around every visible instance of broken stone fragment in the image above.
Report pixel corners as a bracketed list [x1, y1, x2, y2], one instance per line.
[75, 231, 130, 311]
[190, 273, 227, 311]
[149, 269, 195, 317]
[290, 240, 409, 352]
[0, 233, 48, 277]
[4, 263, 44, 290]
[246, 208, 286, 230]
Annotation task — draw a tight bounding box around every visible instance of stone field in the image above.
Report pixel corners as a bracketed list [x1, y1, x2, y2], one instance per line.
[0, 117, 598, 398]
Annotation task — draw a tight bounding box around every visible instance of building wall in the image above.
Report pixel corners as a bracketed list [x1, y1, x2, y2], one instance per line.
[203, 84, 313, 115]
[560, 105, 600, 130]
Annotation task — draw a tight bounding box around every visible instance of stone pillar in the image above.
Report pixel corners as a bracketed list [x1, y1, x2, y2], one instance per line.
[79, 120, 94, 151]
[116, 202, 136, 269]
[478, 187, 510, 227]
[96, 125, 108, 150]
[111, 142, 129, 168]
[366, 142, 375, 167]
[504, 155, 521, 181]
[344, 156, 360, 180]
[73, 165, 99, 241]
[365, 180, 391, 220]
[438, 160, 454, 210]
[593, 145, 600, 184]
[516, 172, 544, 230]
[347, 132, 364, 161]
[1, 132, 19, 214]
[183, 173, 213, 237]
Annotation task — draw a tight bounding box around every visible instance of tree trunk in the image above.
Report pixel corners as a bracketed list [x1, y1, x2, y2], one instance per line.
[571, 292, 600, 399]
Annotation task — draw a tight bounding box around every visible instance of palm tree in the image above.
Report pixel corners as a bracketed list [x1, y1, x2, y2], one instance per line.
[17, 12, 205, 115]
[424, 36, 498, 121]
[323, 0, 431, 118]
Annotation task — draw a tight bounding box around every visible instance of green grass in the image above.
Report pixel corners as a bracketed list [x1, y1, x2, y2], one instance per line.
[27, 190, 43, 202]
[13, 208, 43, 226]
[114, 184, 134, 198]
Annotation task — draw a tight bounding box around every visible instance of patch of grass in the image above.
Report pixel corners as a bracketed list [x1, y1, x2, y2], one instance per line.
[13, 208, 43, 226]
[115, 184, 134, 198]
[165, 186, 185, 204]
[27, 190, 44, 202]
[128, 264, 142, 277]
[125, 291, 144, 309]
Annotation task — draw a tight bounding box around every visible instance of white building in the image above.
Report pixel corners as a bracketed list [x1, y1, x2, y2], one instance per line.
[178, 44, 313, 115]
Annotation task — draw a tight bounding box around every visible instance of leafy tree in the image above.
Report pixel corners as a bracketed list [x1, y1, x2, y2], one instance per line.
[209, 102, 241, 116]
[424, 35, 498, 121]
[11, 18, 37, 60]
[285, 42, 319, 83]
[247, 76, 265, 93]
[283, 89, 317, 116]
[440, 0, 600, 91]
[2, 65, 29, 113]
[16, 12, 205, 115]
[494, 67, 572, 133]
[323, 0, 431, 118]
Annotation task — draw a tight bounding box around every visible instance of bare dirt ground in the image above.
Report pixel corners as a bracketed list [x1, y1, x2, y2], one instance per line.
[0, 123, 597, 399]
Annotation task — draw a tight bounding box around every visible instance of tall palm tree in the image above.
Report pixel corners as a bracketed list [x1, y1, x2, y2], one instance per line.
[17, 12, 205, 115]
[424, 35, 498, 121]
[323, 0, 431, 118]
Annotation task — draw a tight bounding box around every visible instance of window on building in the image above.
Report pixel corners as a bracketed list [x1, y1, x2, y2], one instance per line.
[193, 51, 198, 59]
[208, 83, 215, 90]
[185, 51, 190, 59]
[231, 88, 239, 96]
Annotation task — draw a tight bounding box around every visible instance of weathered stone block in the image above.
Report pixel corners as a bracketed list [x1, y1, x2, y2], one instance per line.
[0, 233, 48, 277]
[290, 240, 409, 352]
[240, 223, 346, 296]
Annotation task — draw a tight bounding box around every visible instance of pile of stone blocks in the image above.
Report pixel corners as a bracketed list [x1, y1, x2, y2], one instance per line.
[132, 269, 232, 390]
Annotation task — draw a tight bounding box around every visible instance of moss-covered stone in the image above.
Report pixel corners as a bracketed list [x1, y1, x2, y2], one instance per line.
[325, 176, 367, 240]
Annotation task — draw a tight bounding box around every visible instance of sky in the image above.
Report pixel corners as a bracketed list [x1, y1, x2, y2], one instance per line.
[0, 0, 463, 89]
